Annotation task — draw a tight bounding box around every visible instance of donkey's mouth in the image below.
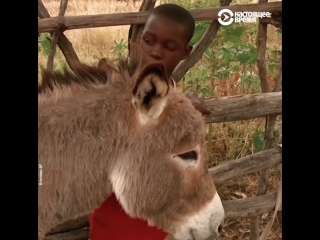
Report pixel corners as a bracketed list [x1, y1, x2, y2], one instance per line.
[190, 229, 219, 240]
[189, 229, 196, 240]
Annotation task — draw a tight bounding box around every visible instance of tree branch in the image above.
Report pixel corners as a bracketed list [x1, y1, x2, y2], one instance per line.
[47, 0, 69, 71]
[128, 0, 156, 62]
[38, 0, 80, 72]
[172, 0, 233, 82]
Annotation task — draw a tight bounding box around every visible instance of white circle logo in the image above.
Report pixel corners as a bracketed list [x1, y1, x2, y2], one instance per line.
[218, 9, 234, 26]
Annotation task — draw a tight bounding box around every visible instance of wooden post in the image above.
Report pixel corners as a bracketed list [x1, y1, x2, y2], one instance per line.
[47, 0, 69, 71]
[38, 0, 80, 73]
[250, 0, 282, 239]
[128, 0, 156, 63]
[172, 0, 233, 82]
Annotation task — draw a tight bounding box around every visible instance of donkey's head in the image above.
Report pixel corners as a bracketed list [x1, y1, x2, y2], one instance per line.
[38, 58, 224, 240]
[108, 60, 225, 239]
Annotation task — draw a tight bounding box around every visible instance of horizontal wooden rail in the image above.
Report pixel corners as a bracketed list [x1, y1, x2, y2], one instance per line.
[45, 228, 89, 240]
[210, 146, 282, 186]
[204, 91, 282, 123]
[44, 147, 281, 239]
[38, 2, 282, 33]
[223, 191, 277, 219]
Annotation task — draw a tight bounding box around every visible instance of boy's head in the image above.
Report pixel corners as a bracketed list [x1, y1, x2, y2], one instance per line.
[129, 4, 195, 78]
[149, 3, 195, 42]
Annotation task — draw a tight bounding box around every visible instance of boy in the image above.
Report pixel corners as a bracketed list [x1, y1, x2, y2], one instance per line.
[89, 4, 201, 240]
[129, 3, 194, 80]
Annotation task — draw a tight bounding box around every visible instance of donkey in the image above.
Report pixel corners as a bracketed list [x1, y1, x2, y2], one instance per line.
[38, 58, 225, 240]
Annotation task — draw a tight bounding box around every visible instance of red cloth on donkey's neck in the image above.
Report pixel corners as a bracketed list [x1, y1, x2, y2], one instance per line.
[89, 193, 168, 240]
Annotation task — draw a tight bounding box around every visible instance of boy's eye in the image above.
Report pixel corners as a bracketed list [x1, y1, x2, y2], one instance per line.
[166, 46, 174, 51]
[144, 38, 153, 45]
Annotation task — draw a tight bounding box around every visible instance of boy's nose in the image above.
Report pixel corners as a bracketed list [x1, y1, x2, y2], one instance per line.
[150, 46, 163, 60]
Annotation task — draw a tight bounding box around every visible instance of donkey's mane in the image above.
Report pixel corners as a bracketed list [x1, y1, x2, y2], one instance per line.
[38, 58, 140, 94]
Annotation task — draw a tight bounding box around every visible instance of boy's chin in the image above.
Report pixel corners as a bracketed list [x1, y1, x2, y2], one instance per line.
[137, 57, 172, 78]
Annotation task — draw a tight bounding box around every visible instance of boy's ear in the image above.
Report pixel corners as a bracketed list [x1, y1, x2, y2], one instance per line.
[183, 43, 193, 59]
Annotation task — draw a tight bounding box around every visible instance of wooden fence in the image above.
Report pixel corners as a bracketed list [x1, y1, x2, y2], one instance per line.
[38, 0, 282, 239]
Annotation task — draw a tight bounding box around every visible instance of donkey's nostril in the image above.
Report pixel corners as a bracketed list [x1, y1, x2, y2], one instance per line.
[218, 223, 224, 233]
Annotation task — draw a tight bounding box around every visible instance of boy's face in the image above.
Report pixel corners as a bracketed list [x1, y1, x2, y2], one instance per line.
[139, 15, 192, 78]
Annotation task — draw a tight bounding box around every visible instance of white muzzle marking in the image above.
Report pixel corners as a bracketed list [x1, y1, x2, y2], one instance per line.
[172, 192, 225, 240]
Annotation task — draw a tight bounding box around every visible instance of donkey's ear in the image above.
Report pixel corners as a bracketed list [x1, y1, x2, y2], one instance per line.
[132, 63, 170, 125]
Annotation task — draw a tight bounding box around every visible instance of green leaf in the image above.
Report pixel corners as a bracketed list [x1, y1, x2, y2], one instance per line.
[277, 29, 282, 35]
[41, 38, 51, 56]
[216, 67, 231, 80]
[232, 64, 240, 72]
[191, 31, 203, 45]
[236, 53, 251, 63]
[231, 26, 246, 38]
[194, 69, 209, 81]
[248, 53, 258, 64]
[199, 87, 211, 96]
[269, 65, 276, 77]
[187, 79, 194, 84]
[218, 47, 235, 65]
[253, 133, 264, 151]
[226, 35, 240, 44]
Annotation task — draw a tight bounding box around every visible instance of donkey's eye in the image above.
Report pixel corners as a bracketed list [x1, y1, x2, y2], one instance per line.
[177, 150, 197, 161]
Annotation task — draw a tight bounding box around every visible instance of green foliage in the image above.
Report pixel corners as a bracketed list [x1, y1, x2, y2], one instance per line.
[191, 21, 210, 46]
[110, 39, 128, 60]
[38, 33, 51, 56]
[158, 0, 282, 164]
[277, 28, 282, 35]
[184, 69, 211, 95]
[238, 71, 261, 93]
[253, 130, 265, 152]
[268, 50, 282, 77]
[184, 17, 281, 96]
[107, 0, 282, 98]
[184, 22, 266, 96]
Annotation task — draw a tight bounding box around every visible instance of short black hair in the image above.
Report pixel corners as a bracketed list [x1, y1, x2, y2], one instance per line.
[149, 3, 195, 42]
[128, 3, 195, 53]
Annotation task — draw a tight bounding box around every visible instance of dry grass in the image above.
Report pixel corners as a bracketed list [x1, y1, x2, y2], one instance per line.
[39, 0, 140, 67]
[39, 0, 282, 239]
[218, 166, 282, 240]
